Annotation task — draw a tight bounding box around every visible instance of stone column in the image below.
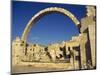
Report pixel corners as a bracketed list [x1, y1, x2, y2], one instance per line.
[86, 6, 96, 67]
[74, 50, 79, 70]
[70, 47, 75, 70]
[79, 33, 87, 69]
[80, 6, 96, 68]
[88, 24, 96, 67]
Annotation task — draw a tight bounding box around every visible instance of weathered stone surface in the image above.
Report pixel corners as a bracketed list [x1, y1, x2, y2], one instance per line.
[86, 6, 96, 17]
[12, 37, 26, 65]
[88, 25, 96, 67]
[80, 6, 96, 68]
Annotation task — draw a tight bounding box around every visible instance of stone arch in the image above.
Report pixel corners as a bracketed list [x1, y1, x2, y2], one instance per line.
[21, 7, 80, 42]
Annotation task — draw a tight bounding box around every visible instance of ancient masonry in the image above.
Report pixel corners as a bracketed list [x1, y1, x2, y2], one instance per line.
[12, 6, 96, 70]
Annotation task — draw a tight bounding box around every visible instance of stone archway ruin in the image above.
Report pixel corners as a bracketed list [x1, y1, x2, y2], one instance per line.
[21, 7, 80, 42]
[12, 6, 96, 72]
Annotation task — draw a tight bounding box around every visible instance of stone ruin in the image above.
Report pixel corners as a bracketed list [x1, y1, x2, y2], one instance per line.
[12, 6, 96, 70]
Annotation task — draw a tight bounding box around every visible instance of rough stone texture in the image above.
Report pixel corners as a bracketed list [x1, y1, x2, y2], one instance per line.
[88, 25, 96, 67]
[80, 6, 96, 68]
[86, 6, 96, 17]
[12, 37, 26, 65]
[79, 33, 88, 69]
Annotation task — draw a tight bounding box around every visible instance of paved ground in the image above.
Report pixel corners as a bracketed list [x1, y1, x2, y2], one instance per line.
[12, 62, 74, 74]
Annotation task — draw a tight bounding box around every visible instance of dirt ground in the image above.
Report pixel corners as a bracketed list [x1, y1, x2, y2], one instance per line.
[12, 62, 74, 74]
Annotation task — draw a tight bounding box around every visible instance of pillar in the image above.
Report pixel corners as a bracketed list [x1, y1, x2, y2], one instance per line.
[73, 50, 79, 69]
[88, 24, 96, 67]
[79, 33, 87, 69]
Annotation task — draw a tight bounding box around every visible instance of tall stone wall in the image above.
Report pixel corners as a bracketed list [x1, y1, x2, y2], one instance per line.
[80, 6, 96, 68]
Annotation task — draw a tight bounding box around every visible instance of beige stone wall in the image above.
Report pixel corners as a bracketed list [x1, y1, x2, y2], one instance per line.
[48, 43, 64, 62]
[12, 37, 25, 65]
[80, 6, 96, 68]
[12, 31, 95, 69]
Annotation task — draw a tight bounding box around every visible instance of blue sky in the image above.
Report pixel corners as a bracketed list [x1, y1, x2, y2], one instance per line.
[12, 1, 86, 45]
